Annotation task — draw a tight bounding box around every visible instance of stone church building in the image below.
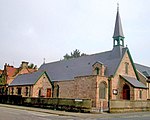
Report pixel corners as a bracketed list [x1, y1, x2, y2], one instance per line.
[9, 8, 149, 111]
[39, 8, 147, 110]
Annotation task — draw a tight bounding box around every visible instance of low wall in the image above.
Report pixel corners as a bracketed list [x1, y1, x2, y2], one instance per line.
[110, 100, 150, 113]
[0, 95, 92, 112]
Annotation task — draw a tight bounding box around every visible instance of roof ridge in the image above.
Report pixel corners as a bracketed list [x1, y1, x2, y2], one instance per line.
[41, 50, 112, 66]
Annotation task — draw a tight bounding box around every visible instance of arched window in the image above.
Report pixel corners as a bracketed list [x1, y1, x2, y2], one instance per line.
[95, 67, 100, 75]
[125, 62, 129, 74]
[38, 89, 41, 97]
[139, 90, 142, 99]
[25, 87, 28, 96]
[17, 88, 22, 95]
[115, 40, 118, 46]
[11, 87, 14, 95]
[99, 82, 107, 99]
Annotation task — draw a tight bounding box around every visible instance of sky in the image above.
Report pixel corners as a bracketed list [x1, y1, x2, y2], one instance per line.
[0, 0, 150, 69]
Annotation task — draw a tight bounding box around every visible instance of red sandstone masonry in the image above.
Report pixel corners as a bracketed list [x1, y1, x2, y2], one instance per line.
[9, 73, 52, 97]
[55, 75, 108, 108]
[53, 51, 147, 110]
[33, 73, 52, 97]
[111, 52, 147, 100]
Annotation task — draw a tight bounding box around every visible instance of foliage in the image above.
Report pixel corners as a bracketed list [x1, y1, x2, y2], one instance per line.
[28, 63, 34, 69]
[0, 74, 5, 85]
[28, 63, 37, 69]
[63, 49, 87, 60]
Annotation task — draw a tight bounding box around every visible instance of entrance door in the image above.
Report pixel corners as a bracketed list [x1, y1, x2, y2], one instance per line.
[47, 88, 51, 98]
[123, 84, 130, 100]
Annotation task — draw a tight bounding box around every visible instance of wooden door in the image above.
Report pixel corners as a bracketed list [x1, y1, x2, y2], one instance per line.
[47, 88, 51, 98]
[123, 84, 130, 100]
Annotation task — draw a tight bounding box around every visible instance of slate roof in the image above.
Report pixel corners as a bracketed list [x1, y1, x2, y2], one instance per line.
[9, 71, 45, 86]
[121, 75, 147, 89]
[39, 46, 128, 81]
[113, 10, 124, 38]
[135, 63, 150, 77]
[38, 9, 128, 82]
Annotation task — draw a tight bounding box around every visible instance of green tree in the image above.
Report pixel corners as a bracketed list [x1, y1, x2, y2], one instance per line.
[0, 74, 5, 85]
[28, 63, 34, 69]
[28, 63, 37, 69]
[63, 53, 71, 60]
[63, 49, 86, 60]
[71, 49, 80, 58]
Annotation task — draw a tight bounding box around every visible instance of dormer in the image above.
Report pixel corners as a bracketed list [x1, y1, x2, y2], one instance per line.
[92, 61, 106, 76]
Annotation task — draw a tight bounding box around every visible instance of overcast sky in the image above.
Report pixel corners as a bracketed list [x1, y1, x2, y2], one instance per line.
[0, 0, 150, 69]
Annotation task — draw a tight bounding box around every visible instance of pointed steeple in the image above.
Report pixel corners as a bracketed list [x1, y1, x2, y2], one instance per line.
[113, 3, 125, 47]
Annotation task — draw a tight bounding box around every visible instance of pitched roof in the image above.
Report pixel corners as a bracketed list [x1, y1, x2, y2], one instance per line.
[9, 71, 45, 86]
[6, 66, 19, 77]
[39, 46, 128, 81]
[113, 10, 124, 38]
[135, 63, 150, 77]
[121, 75, 147, 89]
[3, 63, 37, 78]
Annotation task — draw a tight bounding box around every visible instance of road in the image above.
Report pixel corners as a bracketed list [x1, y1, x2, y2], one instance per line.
[0, 106, 150, 120]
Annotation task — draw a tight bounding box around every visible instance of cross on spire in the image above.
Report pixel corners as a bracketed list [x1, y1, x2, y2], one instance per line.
[43, 58, 46, 64]
[117, 2, 119, 11]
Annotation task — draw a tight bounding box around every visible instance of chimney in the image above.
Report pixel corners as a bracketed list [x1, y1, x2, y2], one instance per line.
[21, 61, 29, 68]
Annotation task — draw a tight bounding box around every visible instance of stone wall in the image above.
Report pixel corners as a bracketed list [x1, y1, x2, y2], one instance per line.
[110, 100, 150, 113]
[33, 73, 52, 97]
[74, 75, 97, 107]
[134, 88, 147, 100]
[55, 75, 108, 108]
[111, 52, 145, 100]
[55, 80, 75, 98]
[9, 85, 32, 97]
[136, 71, 150, 99]
[55, 75, 98, 107]
[9, 73, 52, 97]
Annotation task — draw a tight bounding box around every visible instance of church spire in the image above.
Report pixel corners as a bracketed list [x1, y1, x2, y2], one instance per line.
[113, 3, 125, 47]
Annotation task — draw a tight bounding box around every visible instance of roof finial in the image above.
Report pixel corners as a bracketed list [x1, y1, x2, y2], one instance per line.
[43, 58, 45, 64]
[117, 2, 119, 11]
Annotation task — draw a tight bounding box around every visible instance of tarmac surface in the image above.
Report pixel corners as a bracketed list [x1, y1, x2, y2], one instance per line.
[0, 104, 105, 118]
[0, 104, 150, 120]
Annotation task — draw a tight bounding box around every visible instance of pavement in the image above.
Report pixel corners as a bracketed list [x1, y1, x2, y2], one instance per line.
[0, 104, 106, 118]
[1, 103, 150, 119]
